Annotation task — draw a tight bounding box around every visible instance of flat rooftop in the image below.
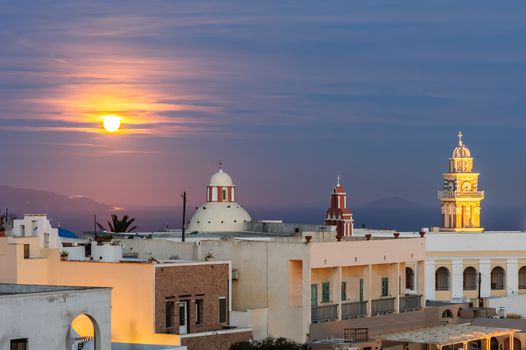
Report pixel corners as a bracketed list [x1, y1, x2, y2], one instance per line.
[381, 324, 519, 346]
[82, 229, 411, 243]
[0, 283, 109, 296]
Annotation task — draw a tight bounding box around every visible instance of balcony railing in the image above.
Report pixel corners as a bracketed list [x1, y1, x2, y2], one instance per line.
[342, 301, 367, 319]
[400, 295, 422, 312]
[344, 328, 369, 344]
[311, 304, 338, 323]
[371, 298, 395, 315]
[438, 190, 484, 199]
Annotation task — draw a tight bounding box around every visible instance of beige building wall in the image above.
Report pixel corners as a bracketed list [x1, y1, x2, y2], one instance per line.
[199, 239, 310, 342]
[341, 266, 365, 302]
[199, 237, 426, 343]
[370, 263, 398, 300]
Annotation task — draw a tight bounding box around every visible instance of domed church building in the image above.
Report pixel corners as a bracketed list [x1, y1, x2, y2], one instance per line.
[187, 163, 252, 233]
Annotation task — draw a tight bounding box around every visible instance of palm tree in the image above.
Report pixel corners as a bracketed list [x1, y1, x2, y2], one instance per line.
[0, 212, 16, 233]
[97, 214, 137, 233]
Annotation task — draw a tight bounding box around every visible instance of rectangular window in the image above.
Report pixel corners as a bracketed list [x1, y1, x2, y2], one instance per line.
[359, 279, 364, 302]
[179, 301, 188, 330]
[311, 284, 318, 306]
[322, 282, 330, 303]
[165, 301, 174, 329]
[341, 281, 347, 301]
[195, 299, 204, 325]
[23, 244, 30, 259]
[219, 297, 227, 323]
[381, 277, 389, 297]
[10, 339, 28, 350]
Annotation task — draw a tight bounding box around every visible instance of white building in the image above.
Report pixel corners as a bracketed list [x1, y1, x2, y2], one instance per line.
[353, 229, 526, 317]
[10, 214, 61, 249]
[424, 231, 526, 306]
[0, 283, 111, 350]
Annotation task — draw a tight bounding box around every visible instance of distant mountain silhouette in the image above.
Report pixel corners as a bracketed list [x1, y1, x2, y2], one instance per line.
[363, 196, 432, 209]
[0, 187, 522, 234]
[0, 185, 112, 216]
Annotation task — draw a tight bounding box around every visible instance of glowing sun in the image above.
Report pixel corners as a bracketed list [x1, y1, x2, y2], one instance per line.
[102, 115, 121, 132]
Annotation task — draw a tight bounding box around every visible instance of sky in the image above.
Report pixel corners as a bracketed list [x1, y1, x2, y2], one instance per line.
[0, 1, 525, 227]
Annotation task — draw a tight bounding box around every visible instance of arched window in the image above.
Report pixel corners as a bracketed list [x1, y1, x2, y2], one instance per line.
[435, 267, 450, 291]
[441, 309, 453, 318]
[405, 267, 415, 290]
[519, 266, 526, 289]
[491, 267, 505, 290]
[463, 267, 477, 290]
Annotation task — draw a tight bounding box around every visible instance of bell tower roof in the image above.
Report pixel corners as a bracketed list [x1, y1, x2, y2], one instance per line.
[332, 175, 346, 194]
[452, 131, 471, 158]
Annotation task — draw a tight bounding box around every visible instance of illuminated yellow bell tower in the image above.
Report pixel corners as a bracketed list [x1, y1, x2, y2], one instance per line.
[438, 132, 484, 232]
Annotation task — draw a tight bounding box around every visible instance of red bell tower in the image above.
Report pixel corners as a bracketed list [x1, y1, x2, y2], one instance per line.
[325, 175, 353, 239]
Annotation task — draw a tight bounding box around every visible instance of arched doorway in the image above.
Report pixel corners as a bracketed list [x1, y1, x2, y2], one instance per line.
[468, 340, 481, 350]
[514, 338, 521, 350]
[442, 309, 453, 318]
[490, 337, 499, 350]
[67, 314, 100, 350]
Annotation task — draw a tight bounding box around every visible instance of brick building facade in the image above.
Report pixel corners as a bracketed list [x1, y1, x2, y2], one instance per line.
[154, 261, 251, 350]
[155, 261, 230, 334]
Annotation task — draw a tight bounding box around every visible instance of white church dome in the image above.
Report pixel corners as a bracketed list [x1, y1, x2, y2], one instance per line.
[187, 163, 251, 233]
[187, 202, 251, 233]
[209, 169, 234, 187]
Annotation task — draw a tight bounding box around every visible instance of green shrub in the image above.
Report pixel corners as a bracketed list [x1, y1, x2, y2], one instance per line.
[230, 337, 312, 350]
